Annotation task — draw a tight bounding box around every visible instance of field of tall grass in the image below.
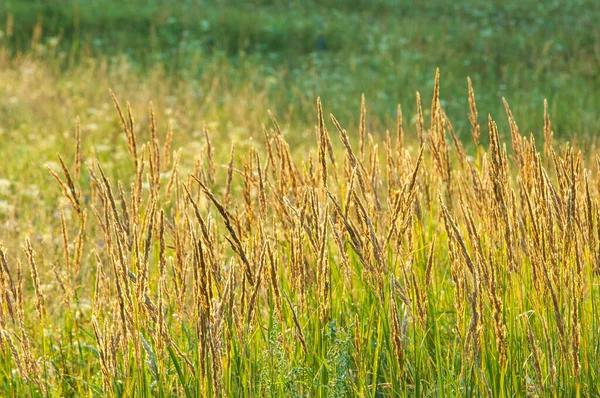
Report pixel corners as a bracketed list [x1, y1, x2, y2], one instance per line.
[1, 67, 600, 396]
[1, 2, 600, 397]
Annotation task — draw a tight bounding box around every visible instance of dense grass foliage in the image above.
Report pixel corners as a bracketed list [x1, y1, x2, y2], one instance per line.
[1, 0, 600, 134]
[1, 1, 600, 396]
[0, 70, 600, 395]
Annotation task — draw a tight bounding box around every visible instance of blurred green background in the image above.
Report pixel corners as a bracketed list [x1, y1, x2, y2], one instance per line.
[1, 0, 600, 139]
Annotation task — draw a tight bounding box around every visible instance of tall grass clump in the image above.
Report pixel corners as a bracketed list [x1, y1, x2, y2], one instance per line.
[0, 69, 599, 396]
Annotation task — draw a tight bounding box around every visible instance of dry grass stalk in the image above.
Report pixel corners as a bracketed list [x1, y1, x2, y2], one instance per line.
[390, 278, 404, 369]
[396, 104, 404, 153]
[317, 97, 328, 189]
[204, 124, 215, 184]
[284, 293, 307, 354]
[47, 157, 81, 217]
[467, 77, 480, 146]
[543, 99, 554, 158]
[416, 91, 424, 147]
[191, 175, 255, 286]
[440, 197, 480, 358]
[164, 120, 173, 170]
[75, 115, 82, 179]
[224, 143, 235, 210]
[23, 238, 45, 320]
[109, 89, 138, 168]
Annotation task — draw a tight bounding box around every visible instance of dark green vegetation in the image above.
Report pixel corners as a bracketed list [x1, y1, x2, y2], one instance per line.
[2, 0, 600, 135]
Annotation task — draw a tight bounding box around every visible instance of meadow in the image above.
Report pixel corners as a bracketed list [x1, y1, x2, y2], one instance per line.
[0, 1, 600, 396]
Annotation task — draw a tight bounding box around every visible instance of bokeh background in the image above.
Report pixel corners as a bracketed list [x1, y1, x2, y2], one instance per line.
[1, 0, 599, 139]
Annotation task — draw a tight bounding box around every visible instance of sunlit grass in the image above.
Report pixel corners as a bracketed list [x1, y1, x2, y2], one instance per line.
[0, 66, 598, 396]
[0, 2, 599, 395]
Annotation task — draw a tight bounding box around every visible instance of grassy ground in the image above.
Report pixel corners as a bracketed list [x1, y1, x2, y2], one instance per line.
[2, 0, 600, 135]
[0, 1, 600, 397]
